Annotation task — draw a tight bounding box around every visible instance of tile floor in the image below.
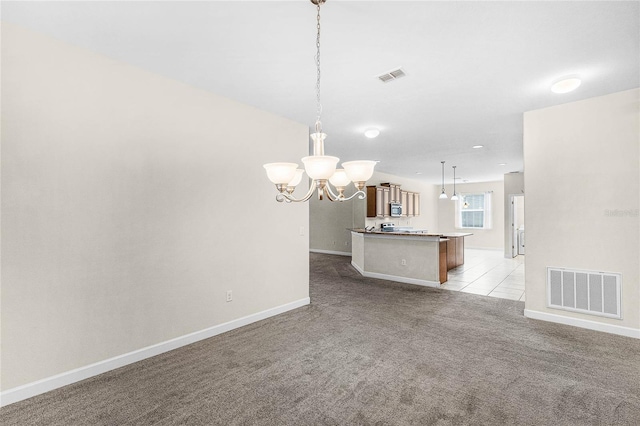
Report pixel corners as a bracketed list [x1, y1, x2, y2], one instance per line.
[441, 249, 525, 301]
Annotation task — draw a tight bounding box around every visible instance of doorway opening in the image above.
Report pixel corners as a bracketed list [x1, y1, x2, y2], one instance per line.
[510, 194, 525, 258]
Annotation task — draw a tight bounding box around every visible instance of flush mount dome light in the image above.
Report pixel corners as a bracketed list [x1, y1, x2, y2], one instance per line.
[364, 128, 380, 138]
[551, 77, 581, 94]
[472, 145, 484, 149]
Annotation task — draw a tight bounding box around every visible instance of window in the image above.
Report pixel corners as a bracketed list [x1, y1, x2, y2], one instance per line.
[456, 192, 492, 229]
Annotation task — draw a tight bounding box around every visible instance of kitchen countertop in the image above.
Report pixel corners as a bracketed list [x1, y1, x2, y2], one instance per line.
[440, 232, 473, 238]
[350, 229, 472, 238]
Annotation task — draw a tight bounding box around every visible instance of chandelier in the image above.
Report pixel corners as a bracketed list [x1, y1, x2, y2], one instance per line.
[263, 0, 376, 203]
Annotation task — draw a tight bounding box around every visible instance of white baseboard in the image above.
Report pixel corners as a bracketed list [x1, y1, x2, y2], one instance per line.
[310, 249, 351, 256]
[524, 309, 640, 339]
[0, 297, 310, 407]
[351, 260, 365, 275]
[351, 261, 440, 288]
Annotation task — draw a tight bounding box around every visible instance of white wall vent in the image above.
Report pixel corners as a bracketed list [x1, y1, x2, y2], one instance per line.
[547, 267, 622, 319]
[377, 67, 406, 83]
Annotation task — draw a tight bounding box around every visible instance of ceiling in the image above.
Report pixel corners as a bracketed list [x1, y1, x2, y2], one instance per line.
[3, 1, 639, 184]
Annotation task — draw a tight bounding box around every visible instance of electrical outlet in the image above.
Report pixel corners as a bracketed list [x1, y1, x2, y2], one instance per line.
[401, 259, 407, 266]
[345, 241, 349, 246]
[332, 241, 336, 246]
[226, 290, 233, 302]
[299, 226, 305, 236]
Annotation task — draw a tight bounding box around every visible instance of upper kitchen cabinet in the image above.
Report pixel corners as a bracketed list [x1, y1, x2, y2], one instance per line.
[406, 192, 415, 216]
[366, 185, 420, 218]
[381, 183, 401, 203]
[366, 186, 391, 218]
[400, 190, 408, 216]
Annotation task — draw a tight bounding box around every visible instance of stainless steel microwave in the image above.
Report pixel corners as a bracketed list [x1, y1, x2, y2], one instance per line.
[390, 203, 402, 217]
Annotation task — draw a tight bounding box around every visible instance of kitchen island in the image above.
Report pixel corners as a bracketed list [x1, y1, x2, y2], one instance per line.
[350, 230, 472, 287]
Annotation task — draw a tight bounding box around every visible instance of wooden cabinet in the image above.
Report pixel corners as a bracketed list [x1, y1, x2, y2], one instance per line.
[400, 191, 408, 216]
[382, 187, 390, 217]
[366, 184, 421, 218]
[406, 192, 415, 216]
[367, 185, 386, 218]
[446, 236, 465, 270]
[439, 240, 448, 284]
[366, 186, 377, 218]
[381, 183, 401, 203]
[446, 238, 457, 270]
[366, 186, 389, 218]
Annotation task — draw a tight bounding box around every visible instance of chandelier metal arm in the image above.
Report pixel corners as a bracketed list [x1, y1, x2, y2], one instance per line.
[276, 180, 366, 203]
[275, 180, 318, 203]
[324, 183, 366, 202]
[340, 190, 367, 201]
[323, 183, 340, 201]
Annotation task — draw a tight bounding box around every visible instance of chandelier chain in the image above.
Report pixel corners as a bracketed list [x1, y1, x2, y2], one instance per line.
[315, 2, 322, 127]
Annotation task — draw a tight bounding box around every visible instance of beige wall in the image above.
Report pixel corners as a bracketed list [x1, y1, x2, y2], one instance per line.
[1, 24, 309, 391]
[310, 170, 439, 253]
[523, 88, 639, 333]
[309, 186, 360, 255]
[437, 180, 504, 249]
[504, 172, 525, 257]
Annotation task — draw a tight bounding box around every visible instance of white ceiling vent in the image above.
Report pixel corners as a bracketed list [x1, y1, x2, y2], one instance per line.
[377, 67, 406, 83]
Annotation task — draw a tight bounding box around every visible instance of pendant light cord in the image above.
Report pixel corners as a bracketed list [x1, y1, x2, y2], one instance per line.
[453, 166, 456, 194]
[315, 2, 323, 132]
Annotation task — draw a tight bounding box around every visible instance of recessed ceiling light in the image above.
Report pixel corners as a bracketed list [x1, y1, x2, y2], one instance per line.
[415, 172, 422, 175]
[364, 128, 380, 138]
[498, 163, 507, 166]
[473, 145, 483, 149]
[551, 77, 581, 94]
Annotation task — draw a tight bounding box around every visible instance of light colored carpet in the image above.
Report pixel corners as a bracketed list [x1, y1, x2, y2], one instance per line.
[2, 253, 639, 425]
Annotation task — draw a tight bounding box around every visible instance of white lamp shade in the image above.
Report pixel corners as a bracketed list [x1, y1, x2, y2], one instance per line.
[439, 192, 448, 199]
[329, 169, 351, 187]
[451, 194, 459, 201]
[263, 162, 298, 185]
[342, 160, 376, 182]
[302, 155, 339, 180]
[288, 169, 305, 187]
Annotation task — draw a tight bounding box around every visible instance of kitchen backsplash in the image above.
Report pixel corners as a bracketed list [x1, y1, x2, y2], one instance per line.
[365, 217, 415, 230]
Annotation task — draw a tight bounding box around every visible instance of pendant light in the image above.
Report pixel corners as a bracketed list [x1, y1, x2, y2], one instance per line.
[263, 0, 376, 203]
[439, 161, 448, 199]
[451, 166, 459, 201]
